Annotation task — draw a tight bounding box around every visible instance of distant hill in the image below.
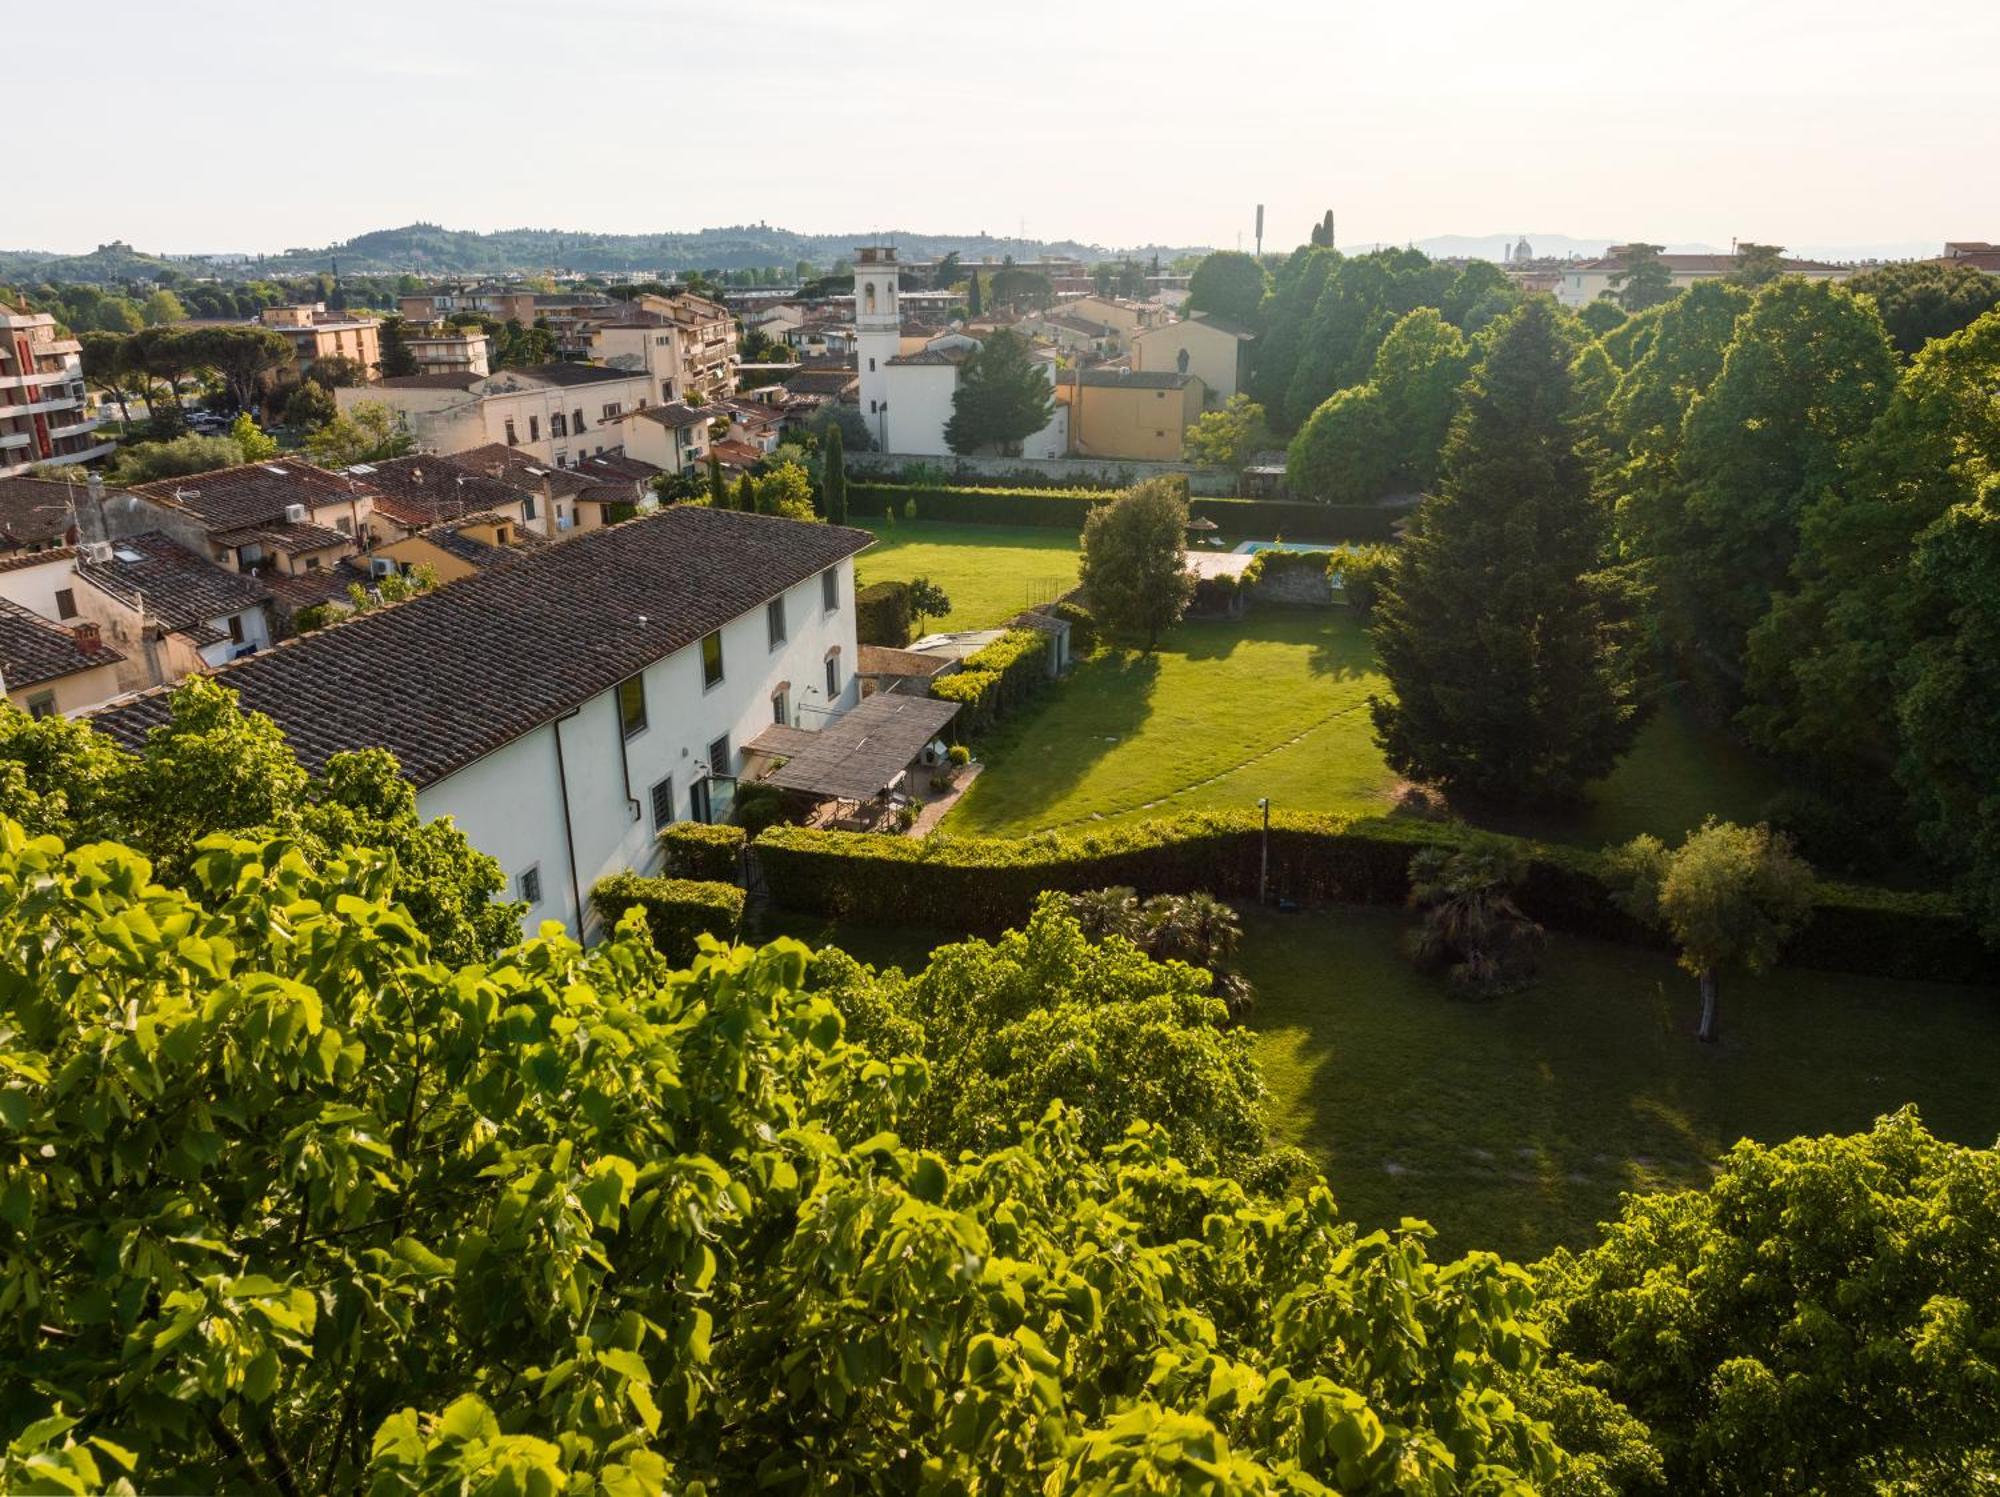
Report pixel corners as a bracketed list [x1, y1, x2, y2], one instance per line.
[0, 223, 1214, 285]
[0, 240, 189, 285]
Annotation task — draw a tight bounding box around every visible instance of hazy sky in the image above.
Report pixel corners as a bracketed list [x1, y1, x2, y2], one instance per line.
[19, 0, 1996, 257]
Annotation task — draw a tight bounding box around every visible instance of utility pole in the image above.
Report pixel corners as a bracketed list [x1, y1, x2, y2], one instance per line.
[1257, 797, 1270, 904]
[1255, 204, 1264, 260]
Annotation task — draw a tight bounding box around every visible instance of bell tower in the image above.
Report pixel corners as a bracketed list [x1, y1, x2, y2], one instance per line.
[854, 246, 900, 453]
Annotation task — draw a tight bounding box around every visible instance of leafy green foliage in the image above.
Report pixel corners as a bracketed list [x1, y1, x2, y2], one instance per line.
[1182, 394, 1275, 472]
[1538, 1108, 2000, 1492]
[105, 432, 246, 486]
[304, 399, 414, 468]
[1078, 477, 1196, 650]
[1067, 886, 1253, 1020]
[1847, 259, 2000, 358]
[1369, 307, 1471, 492]
[1605, 243, 1674, 312]
[945, 330, 1056, 455]
[1605, 818, 1813, 1040]
[0, 820, 1570, 1493]
[0, 677, 518, 963]
[906, 575, 951, 632]
[820, 420, 847, 523]
[1405, 836, 1546, 996]
[1369, 298, 1646, 804]
[656, 822, 746, 881]
[1185, 251, 1269, 327]
[854, 579, 913, 646]
[1287, 383, 1396, 504]
[590, 871, 744, 961]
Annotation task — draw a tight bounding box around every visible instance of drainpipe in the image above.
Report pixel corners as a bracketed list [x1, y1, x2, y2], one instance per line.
[550, 706, 585, 938]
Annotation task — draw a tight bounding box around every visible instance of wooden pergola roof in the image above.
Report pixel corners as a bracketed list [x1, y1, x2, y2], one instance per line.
[747, 693, 961, 801]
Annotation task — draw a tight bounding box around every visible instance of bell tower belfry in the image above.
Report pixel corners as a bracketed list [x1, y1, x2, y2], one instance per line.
[855, 246, 900, 451]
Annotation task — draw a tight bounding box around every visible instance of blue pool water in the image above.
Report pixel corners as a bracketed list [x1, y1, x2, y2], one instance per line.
[1232, 540, 1353, 555]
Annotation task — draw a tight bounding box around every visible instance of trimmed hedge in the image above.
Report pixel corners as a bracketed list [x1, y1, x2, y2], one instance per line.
[590, 873, 745, 964]
[930, 628, 1052, 737]
[752, 810, 1993, 986]
[849, 482, 1411, 541]
[855, 579, 913, 646]
[658, 822, 746, 882]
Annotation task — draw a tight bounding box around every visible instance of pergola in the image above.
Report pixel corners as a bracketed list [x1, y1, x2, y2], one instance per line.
[747, 693, 961, 802]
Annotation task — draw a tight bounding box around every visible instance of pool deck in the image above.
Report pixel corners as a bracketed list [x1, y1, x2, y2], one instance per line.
[1185, 549, 1255, 581]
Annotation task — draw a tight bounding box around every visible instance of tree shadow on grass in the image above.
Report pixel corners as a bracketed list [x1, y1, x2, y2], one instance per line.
[946, 650, 1163, 834]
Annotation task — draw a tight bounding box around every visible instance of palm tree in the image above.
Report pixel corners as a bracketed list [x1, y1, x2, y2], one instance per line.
[1405, 836, 1545, 996]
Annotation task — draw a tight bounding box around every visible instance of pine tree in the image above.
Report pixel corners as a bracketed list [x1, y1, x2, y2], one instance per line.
[707, 452, 726, 508]
[1369, 298, 1644, 805]
[822, 423, 848, 525]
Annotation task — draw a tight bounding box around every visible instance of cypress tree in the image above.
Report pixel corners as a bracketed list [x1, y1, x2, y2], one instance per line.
[1368, 297, 1644, 805]
[735, 474, 757, 514]
[966, 270, 983, 318]
[822, 423, 847, 525]
[707, 452, 726, 508]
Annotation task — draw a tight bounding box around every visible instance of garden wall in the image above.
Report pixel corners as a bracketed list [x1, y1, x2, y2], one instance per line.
[752, 811, 1993, 987]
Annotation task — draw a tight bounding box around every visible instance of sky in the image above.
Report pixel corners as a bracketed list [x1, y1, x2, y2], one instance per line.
[18, 0, 1996, 259]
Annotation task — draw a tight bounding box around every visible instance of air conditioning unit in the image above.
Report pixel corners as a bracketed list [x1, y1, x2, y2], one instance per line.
[283, 503, 308, 523]
[369, 557, 397, 578]
[82, 540, 114, 564]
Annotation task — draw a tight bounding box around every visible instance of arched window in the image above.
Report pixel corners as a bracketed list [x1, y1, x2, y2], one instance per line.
[864, 282, 877, 314]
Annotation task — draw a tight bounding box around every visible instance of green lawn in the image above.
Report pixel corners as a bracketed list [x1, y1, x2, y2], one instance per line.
[1243, 905, 2000, 1260]
[855, 521, 1081, 632]
[947, 609, 1395, 835]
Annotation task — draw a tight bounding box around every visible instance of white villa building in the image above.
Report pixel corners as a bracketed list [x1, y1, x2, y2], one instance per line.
[93, 508, 881, 941]
[853, 247, 1066, 460]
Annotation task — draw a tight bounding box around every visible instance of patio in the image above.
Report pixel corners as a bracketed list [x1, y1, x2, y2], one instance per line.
[745, 692, 963, 833]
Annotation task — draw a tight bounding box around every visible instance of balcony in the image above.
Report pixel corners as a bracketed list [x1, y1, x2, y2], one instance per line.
[0, 367, 75, 394]
[47, 414, 102, 441]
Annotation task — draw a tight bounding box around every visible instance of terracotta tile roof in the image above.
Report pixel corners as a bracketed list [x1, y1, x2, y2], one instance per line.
[0, 544, 76, 574]
[634, 403, 709, 431]
[450, 445, 593, 499]
[576, 452, 663, 482]
[856, 643, 952, 678]
[489, 362, 640, 389]
[709, 439, 764, 469]
[356, 456, 532, 529]
[76, 532, 273, 633]
[266, 567, 369, 613]
[886, 347, 974, 367]
[89, 508, 875, 788]
[0, 477, 79, 550]
[127, 461, 377, 534]
[0, 599, 123, 689]
[212, 518, 354, 555]
[783, 370, 859, 396]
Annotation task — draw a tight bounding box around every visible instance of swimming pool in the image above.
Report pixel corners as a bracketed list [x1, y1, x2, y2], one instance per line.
[1231, 540, 1355, 555]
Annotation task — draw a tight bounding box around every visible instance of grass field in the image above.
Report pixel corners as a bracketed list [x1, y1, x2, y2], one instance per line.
[855, 521, 1080, 632]
[1242, 905, 2000, 1259]
[946, 609, 1393, 834]
[754, 901, 2000, 1262]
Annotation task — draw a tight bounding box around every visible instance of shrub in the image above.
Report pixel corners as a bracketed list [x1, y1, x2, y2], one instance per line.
[731, 782, 787, 837]
[657, 821, 745, 881]
[947, 744, 971, 767]
[929, 628, 1051, 735]
[1051, 598, 1097, 653]
[1336, 543, 1397, 614]
[588, 872, 744, 963]
[847, 482, 1412, 541]
[753, 811, 1990, 984]
[854, 579, 912, 646]
[1405, 837, 1547, 997]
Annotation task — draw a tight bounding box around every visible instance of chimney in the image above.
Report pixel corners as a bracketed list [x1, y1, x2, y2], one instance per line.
[72, 622, 103, 655]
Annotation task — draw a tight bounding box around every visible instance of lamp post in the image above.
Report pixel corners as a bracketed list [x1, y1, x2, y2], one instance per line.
[1257, 797, 1270, 906]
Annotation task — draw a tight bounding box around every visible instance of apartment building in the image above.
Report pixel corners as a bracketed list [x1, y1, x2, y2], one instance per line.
[617, 292, 738, 401]
[348, 363, 657, 469]
[2, 300, 115, 476]
[1553, 248, 1853, 307]
[1059, 368, 1207, 461]
[258, 304, 384, 378]
[401, 323, 492, 378]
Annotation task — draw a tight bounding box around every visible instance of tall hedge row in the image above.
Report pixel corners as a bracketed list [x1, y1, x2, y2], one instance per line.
[855, 580, 913, 647]
[590, 872, 745, 964]
[657, 822, 746, 882]
[928, 628, 1052, 737]
[751, 810, 1992, 985]
[849, 482, 1409, 541]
